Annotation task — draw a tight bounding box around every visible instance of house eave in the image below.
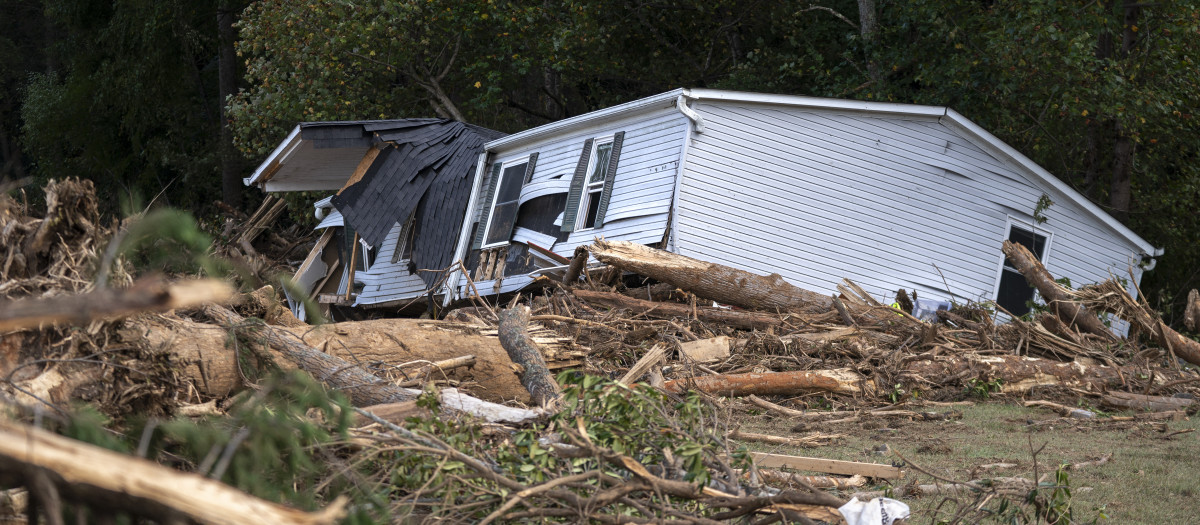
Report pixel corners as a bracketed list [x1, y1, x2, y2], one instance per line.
[940, 109, 1159, 256]
[244, 125, 302, 187]
[483, 89, 688, 152]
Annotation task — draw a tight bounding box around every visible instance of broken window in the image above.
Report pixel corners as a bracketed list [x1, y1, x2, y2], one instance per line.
[995, 223, 1049, 317]
[479, 156, 535, 248]
[562, 132, 624, 232]
[390, 212, 416, 263]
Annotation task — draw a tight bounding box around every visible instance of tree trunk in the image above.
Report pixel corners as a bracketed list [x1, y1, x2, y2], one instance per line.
[217, 4, 243, 208]
[857, 0, 881, 84]
[1071, 279, 1200, 367]
[589, 240, 832, 314]
[200, 305, 541, 422]
[1109, 128, 1134, 218]
[0, 417, 347, 525]
[1184, 289, 1200, 332]
[573, 289, 784, 330]
[1000, 240, 1115, 340]
[497, 305, 561, 407]
[664, 368, 871, 397]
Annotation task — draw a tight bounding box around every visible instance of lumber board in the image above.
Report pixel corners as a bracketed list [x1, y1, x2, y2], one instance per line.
[749, 452, 903, 479]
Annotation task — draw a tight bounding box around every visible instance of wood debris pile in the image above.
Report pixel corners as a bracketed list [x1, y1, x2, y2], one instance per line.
[1, 181, 1197, 524]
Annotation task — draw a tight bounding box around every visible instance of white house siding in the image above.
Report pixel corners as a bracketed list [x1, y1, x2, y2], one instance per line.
[488, 108, 689, 258]
[674, 101, 1146, 311]
[355, 220, 429, 305]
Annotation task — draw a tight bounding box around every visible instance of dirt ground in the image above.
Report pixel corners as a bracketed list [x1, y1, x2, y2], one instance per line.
[741, 399, 1199, 524]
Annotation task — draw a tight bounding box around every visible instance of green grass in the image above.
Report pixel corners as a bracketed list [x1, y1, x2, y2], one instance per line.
[738, 401, 1200, 524]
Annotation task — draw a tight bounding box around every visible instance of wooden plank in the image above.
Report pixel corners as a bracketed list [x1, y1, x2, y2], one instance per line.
[526, 241, 572, 265]
[337, 146, 383, 194]
[750, 452, 903, 479]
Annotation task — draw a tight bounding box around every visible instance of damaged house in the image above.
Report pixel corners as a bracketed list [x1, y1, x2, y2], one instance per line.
[243, 119, 504, 320]
[248, 89, 1160, 323]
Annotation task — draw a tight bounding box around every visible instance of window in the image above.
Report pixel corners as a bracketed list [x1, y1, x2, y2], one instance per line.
[480, 158, 529, 248]
[995, 222, 1049, 317]
[390, 213, 416, 263]
[576, 140, 614, 231]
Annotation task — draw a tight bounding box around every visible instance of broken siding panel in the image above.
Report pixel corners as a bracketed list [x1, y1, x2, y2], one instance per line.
[513, 110, 688, 205]
[354, 221, 431, 305]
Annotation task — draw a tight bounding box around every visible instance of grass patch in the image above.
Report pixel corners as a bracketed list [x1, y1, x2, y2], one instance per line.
[738, 400, 1199, 523]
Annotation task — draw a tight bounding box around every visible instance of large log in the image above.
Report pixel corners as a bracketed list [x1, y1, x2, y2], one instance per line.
[589, 239, 831, 314]
[201, 305, 540, 423]
[665, 369, 872, 397]
[498, 305, 561, 407]
[666, 352, 1193, 399]
[0, 416, 345, 525]
[1000, 240, 1114, 340]
[572, 289, 784, 330]
[0, 278, 233, 332]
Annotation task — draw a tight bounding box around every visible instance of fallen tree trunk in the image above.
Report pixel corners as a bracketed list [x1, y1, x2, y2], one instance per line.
[0, 416, 346, 525]
[572, 289, 784, 330]
[201, 305, 540, 423]
[497, 305, 561, 407]
[1001, 240, 1114, 340]
[664, 368, 872, 397]
[668, 352, 1193, 399]
[0, 278, 232, 332]
[1102, 391, 1194, 412]
[589, 239, 831, 314]
[1072, 279, 1200, 367]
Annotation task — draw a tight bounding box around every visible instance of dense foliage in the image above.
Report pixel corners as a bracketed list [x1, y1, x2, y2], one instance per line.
[3, 0, 1198, 321]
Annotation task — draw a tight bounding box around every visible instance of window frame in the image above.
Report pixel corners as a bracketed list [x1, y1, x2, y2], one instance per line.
[574, 137, 616, 232]
[990, 216, 1054, 317]
[479, 154, 531, 249]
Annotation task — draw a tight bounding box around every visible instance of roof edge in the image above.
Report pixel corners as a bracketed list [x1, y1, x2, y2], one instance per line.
[484, 89, 687, 151]
[684, 88, 947, 118]
[244, 125, 301, 187]
[940, 108, 1159, 255]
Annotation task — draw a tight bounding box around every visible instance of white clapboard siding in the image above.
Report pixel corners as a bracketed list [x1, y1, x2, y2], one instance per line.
[475, 107, 687, 269]
[354, 221, 430, 305]
[675, 101, 1146, 310]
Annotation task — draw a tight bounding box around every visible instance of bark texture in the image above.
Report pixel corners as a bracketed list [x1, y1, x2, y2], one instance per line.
[664, 369, 871, 397]
[589, 239, 831, 314]
[0, 417, 346, 525]
[1001, 240, 1115, 340]
[498, 305, 561, 407]
[573, 289, 783, 330]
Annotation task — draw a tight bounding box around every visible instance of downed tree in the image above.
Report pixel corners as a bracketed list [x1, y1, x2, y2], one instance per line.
[572, 289, 785, 330]
[0, 278, 233, 332]
[497, 305, 561, 407]
[0, 415, 346, 525]
[1001, 240, 1114, 340]
[201, 305, 540, 423]
[665, 368, 872, 397]
[1072, 279, 1200, 367]
[589, 239, 832, 314]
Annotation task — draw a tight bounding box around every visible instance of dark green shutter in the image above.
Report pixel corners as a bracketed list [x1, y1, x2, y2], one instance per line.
[593, 131, 624, 227]
[470, 162, 503, 250]
[561, 139, 594, 232]
[523, 152, 539, 183]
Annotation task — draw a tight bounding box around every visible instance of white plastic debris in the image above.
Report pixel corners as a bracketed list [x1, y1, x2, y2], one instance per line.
[837, 497, 911, 525]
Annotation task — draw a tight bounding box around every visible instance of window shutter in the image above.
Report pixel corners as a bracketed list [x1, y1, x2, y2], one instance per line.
[489, 153, 538, 242]
[470, 162, 503, 250]
[593, 131, 624, 227]
[523, 152, 539, 183]
[561, 139, 594, 232]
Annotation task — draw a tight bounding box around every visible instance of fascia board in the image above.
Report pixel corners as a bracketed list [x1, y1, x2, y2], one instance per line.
[245, 125, 302, 186]
[941, 108, 1159, 255]
[483, 89, 687, 151]
[684, 88, 946, 119]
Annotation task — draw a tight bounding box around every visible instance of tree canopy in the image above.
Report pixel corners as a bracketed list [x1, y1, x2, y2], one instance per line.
[4, 0, 1199, 321]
